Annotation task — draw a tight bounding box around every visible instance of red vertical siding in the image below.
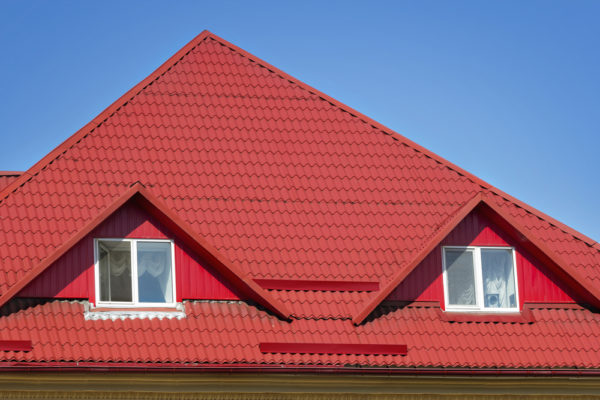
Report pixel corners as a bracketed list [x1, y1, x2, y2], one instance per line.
[176, 241, 239, 301]
[387, 211, 578, 304]
[18, 200, 240, 301]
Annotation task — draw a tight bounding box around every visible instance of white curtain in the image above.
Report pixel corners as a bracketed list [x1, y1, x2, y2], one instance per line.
[482, 250, 515, 308]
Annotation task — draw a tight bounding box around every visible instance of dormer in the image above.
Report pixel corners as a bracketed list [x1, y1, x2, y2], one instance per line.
[353, 193, 600, 324]
[6, 184, 291, 320]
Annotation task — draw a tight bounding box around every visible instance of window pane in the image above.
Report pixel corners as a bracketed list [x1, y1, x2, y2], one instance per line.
[98, 240, 132, 302]
[137, 242, 173, 303]
[445, 249, 476, 306]
[482, 249, 517, 308]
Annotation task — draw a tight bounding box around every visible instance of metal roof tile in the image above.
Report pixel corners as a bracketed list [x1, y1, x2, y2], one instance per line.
[0, 32, 599, 370]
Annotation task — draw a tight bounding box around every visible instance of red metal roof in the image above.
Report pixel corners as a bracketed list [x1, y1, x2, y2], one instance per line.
[0, 31, 599, 371]
[0, 299, 599, 370]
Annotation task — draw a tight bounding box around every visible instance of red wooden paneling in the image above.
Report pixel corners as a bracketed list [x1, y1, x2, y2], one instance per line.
[387, 211, 579, 304]
[19, 200, 239, 301]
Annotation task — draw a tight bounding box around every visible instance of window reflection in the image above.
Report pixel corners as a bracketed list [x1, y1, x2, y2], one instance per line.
[446, 249, 476, 306]
[98, 240, 132, 302]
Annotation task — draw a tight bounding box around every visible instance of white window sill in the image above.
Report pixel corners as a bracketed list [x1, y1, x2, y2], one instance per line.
[84, 302, 186, 321]
[438, 306, 535, 323]
[444, 307, 520, 313]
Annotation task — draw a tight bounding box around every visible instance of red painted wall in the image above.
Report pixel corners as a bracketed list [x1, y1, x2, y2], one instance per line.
[387, 211, 578, 306]
[19, 200, 240, 302]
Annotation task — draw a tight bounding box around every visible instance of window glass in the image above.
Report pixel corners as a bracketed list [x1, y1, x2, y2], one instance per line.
[445, 249, 476, 306]
[96, 239, 175, 306]
[481, 249, 517, 308]
[137, 241, 173, 303]
[98, 240, 132, 302]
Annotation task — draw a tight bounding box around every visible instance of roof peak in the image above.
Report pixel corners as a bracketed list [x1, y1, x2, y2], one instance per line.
[0, 30, 596, 252]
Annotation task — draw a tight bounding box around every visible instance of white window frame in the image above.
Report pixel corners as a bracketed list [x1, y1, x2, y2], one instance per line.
[94, 238, 177, 308]
[442, 246, 519, 313]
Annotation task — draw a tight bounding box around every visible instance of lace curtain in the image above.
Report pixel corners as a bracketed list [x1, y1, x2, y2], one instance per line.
[482, 249, 516, 308]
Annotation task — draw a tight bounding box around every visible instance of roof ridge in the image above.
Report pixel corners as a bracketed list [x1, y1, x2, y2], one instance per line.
[206, 34, 599, 252]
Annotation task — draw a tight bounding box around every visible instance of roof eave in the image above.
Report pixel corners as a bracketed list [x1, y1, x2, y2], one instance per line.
[2, 362, 600, 377]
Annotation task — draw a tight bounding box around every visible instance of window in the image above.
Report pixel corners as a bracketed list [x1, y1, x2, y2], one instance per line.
[95, 239, 176, 306]
[442, 246, 518, 312]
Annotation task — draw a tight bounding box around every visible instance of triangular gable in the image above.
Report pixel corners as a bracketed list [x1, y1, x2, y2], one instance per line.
[352, 192, 600, 325]
[0, 183, 291, 320]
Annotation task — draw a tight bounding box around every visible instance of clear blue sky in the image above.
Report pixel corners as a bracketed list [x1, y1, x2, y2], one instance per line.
[1, 1, 598, 242]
